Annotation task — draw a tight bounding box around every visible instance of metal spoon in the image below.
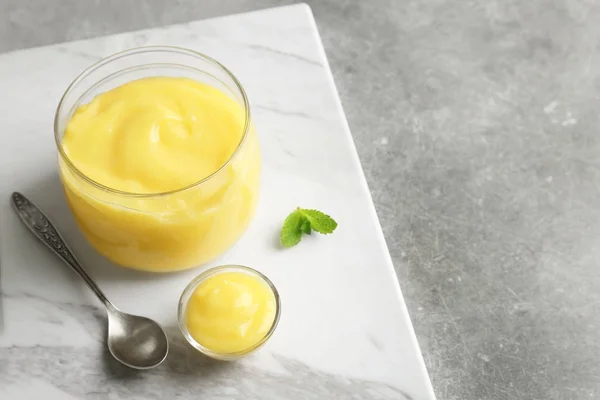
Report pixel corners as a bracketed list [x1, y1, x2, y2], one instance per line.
[11, 192, 169, 370]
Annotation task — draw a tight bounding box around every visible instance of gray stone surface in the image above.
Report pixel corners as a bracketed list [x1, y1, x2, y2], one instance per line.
[2, 0, 600, 399]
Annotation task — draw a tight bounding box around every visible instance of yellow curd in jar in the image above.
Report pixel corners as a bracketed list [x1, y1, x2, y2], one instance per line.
[59, 77, 260, 271]
[184, 270, 277, 355]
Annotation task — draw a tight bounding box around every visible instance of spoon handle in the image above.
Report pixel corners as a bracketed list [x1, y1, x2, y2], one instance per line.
[11, 192, 114, 309]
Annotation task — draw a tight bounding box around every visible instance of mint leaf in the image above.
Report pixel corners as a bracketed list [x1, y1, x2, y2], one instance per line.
[280, 210, 304, 247]
[280, 207, 337, 248]
[299, 209, 338, 234]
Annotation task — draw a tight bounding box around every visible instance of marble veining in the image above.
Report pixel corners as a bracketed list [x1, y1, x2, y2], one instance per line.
[1, 340, 415, 400]
[0, 5, 435, 399]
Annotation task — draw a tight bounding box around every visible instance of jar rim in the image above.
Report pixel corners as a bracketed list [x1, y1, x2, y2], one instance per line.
[177, 264, 281, 360]
[53, 45, 251, 198]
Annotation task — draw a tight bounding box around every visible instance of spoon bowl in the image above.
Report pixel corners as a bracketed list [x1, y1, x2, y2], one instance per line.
[107, 310, 169, 369]
[11, 192, 169, 369]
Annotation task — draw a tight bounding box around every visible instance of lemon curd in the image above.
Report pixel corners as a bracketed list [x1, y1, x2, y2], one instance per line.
[59, 76, 260, 271]
[183, 268, 278, 357]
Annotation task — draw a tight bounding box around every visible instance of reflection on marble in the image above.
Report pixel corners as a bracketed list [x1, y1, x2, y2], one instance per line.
[0, 4, 435, 399]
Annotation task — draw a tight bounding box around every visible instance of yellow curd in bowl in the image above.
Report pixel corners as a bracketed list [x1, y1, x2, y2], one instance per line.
[179, 265, 280, 359]
[59, 75, 260, 271]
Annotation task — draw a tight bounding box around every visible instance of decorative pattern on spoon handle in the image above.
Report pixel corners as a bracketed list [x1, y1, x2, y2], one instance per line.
[11, 192, 112, 307]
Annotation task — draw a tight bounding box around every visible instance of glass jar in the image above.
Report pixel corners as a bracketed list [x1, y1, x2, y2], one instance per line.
[54, 47, 261, 272]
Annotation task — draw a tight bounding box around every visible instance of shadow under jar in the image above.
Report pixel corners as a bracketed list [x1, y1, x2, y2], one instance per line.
[54, 47, 261, 272]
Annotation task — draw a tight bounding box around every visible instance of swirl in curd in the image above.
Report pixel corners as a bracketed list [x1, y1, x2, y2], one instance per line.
[60, 77, 260, 271]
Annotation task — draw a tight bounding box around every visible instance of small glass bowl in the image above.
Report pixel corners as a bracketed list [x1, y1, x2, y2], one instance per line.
[178, 265, 281, 360]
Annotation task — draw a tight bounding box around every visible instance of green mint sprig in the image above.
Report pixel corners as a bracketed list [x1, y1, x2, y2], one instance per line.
[280, 208, 338, 248]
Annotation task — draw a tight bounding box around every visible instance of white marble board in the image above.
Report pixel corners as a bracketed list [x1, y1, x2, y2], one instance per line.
[0, 4, 435, 400]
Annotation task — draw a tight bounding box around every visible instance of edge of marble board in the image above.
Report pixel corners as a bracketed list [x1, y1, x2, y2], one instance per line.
[303, 7, 435, 399]
[0, 3, 306, 58]
[0, 3, 436, 399]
